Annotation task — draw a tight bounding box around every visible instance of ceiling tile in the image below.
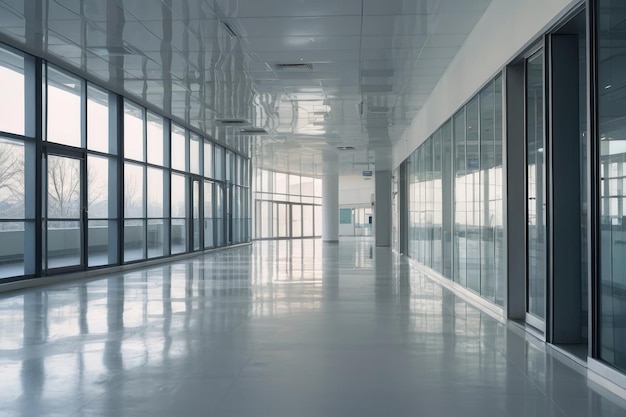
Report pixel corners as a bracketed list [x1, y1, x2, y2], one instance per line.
[214, 0, 363, 18]
[363, 0, 438, 16]
[246, 35, 361, 53]
[362, 15, 434, 36]
[230, 16, 362, 37]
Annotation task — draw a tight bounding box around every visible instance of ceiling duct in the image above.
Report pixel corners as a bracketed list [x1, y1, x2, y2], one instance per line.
[272, 63, 314, 72]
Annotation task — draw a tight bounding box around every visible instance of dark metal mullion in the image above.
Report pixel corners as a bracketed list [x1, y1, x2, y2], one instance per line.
[116, 95, 125, 265]
[142, 108, 148, 260]
[587, 0, 601, 359]
[34, 58, 44, 277]
[545, 34, 554, 342]
[81, 78, 88, 270]
[523, 57, 530, 315]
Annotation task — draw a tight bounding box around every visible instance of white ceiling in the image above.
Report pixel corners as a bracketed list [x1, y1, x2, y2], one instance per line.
[0, 0, 493, 176]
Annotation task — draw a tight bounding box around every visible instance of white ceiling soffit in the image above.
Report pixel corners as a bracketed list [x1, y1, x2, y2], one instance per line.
[0, 0, 493, 176]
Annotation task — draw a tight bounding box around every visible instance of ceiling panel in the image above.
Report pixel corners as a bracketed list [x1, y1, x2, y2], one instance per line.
[363, 0, 438, 16]
[229, 16, 363, 37]
[0, 0, 494, 176]
[246, 35, 361, 52]
[214, 0, 363, 18]
[362, 15, 434, 36]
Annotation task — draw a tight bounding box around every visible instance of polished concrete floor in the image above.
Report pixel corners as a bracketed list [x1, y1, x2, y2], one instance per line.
[1, 238, 625, 417]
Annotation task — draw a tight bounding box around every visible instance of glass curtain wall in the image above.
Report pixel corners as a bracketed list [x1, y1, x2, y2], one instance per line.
[254, 169, 322, 239]
[0, 45, 34, 279]
[0, 43, 251, 282]
[597, 0, 626, 373]
[407, 75, 505, 305]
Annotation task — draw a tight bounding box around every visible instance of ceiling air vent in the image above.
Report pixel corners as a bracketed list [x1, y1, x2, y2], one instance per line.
[273, 63, 314, 72]
[215, 118, 250, 126]
[239, 127, 268, 135]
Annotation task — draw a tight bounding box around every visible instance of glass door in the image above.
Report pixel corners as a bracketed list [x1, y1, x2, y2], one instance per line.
[526, 50, 547, 331]
[44, 153, 85, 271]
[191, 178, 202, 251]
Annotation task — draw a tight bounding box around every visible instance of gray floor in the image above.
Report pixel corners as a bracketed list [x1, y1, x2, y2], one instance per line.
[0, 238, 625, 417]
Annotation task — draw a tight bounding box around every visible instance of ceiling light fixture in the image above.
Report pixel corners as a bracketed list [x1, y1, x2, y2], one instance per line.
[337, 146, 356, 150]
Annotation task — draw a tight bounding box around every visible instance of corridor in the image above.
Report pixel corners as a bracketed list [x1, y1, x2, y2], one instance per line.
[0, 239, 625, 417]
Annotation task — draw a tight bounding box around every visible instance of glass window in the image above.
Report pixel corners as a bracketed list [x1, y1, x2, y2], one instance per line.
[147, 219, 165, 258]
[479, 80, 498, 303]
[171, 124, 186, 171]
[171, 173, 187, 254]
[124, 162, 145, 218]
[190, 133, 201, 175]
[147, 167, 164, 218]
[47, 155, 81, 219]
[87, 155, 110, 219]
[124, 101, 144, 161]
[124, 219, 145, 262]
[171, 173, 187, 218]
[47, 67, 82, 147]
[0, 138, 25, 219]
[526, 52, 546, 320]
[226, 150, 233, 182]
[275, 172, 287, 194]
[214, 145, 224, 181]
[147, 112, 164, 166]
[87, 85, 111, 154]
[204, 140, 213, 178]
[453, 108, 467, 287]
[204, 181, 214, 248]
[289, 174, 301, 195]
[465, 97, 480, 294]
[0, 47, 25, 136]
[88, 220, 117, 267]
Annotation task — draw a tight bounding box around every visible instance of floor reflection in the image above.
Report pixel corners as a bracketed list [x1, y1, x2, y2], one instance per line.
[0, 238, 624, 416]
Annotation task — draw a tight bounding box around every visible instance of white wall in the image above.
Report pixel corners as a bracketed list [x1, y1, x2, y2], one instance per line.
[392, 0, 581, 168]
[339, 175, 374, 207]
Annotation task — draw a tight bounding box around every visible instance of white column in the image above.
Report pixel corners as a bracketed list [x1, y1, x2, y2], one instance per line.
[322, 172, 339, 243]
[375, 170, 392, 247]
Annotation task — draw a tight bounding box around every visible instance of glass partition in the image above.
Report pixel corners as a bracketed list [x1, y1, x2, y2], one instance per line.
[407, 75, 505, 306]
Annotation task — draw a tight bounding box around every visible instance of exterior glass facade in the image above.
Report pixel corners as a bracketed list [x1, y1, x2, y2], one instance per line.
[0, 44, 251, 282]
[254, 169, 322, 239]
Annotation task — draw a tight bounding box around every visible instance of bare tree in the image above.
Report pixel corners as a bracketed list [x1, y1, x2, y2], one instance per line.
[47, 156, 108, 219]
[0, 142, 24, 223]
[47, 156, 80, 218]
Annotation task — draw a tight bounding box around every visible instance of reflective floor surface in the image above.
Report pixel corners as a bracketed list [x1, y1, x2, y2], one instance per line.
[1, 238, 625, 417]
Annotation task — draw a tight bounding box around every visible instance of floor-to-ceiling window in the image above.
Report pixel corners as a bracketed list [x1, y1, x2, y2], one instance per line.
[407, 75, 505, 306]
[254, 169, 322, 239]
[0, 42, 251, 283]
[0, 46, 33, 278]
